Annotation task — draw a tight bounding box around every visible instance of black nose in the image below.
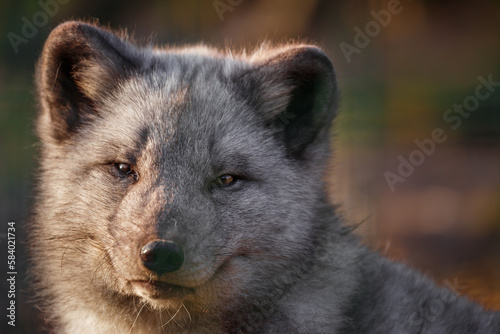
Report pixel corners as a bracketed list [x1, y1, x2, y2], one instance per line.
[140, 240, 184, 275]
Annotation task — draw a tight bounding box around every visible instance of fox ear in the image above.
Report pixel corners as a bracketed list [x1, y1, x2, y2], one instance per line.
[241, 46, 337, 160]
[36, 21, 139, 142]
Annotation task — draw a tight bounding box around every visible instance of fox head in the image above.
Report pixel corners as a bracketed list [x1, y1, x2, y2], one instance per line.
[33, 20, 338, 332]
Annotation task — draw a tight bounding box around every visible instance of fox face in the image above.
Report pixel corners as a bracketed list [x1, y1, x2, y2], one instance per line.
[32, 21, 337, 332]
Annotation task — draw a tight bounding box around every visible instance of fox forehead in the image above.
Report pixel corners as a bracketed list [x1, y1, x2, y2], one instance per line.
[98, 52, 247, 126]
[89, 69, 264, 168]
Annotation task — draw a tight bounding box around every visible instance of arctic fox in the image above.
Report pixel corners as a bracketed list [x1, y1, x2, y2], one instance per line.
[30, 21, 500, 333]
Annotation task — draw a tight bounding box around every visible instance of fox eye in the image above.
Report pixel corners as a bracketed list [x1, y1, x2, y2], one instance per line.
[116, 163, 132, 174]
[113, 163, 138, 181]
[216, 174, 237, 187]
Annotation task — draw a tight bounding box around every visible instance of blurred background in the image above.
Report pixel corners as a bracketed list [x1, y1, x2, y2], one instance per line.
[0, 0, 499, 332]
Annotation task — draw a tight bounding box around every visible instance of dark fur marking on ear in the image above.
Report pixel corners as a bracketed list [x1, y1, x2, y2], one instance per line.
[36, 21, 141, 143]
[232, 46, 337, 160]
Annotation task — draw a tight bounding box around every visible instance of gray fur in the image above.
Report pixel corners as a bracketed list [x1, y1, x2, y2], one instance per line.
[30, 21, 500, 333]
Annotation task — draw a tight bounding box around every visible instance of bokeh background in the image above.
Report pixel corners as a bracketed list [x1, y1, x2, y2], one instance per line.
[0, 0, 499, 332]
